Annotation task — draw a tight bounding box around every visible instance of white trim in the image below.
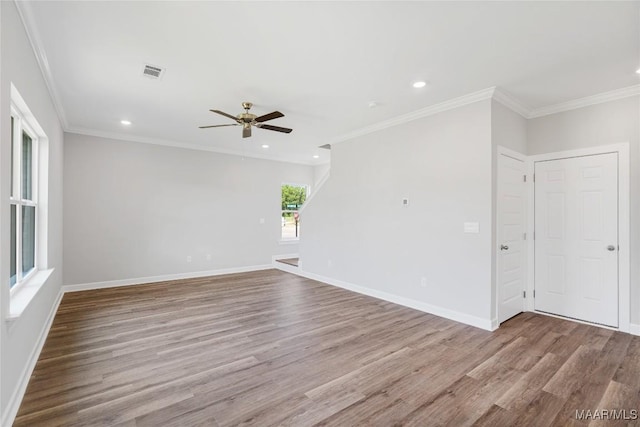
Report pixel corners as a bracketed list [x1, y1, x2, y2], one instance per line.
[493, 88, 531, 118]
[630, 323, 640, 337]
[332, 87, 497, 145]
[65, 129, 316, 167]
[7, 269, 54, 321]
[526, 143, 631, 333]
[495, 147, 527, 325]
[290, 269, 495, 331]
[526, 158, 536, 313]
[497, 146, 527, 162]
[2, 289, 63, 427]
[528, 85, 640, 119]
[63, 264, 272, 293]
[13, 0, 69, 128]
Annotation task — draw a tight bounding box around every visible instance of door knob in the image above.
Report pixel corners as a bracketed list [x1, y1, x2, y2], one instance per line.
[607, 245, 616, 251]
[500, 245, 509, 251]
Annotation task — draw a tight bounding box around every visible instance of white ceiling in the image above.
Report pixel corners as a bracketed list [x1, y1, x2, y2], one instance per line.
[20, 1, 640, 164]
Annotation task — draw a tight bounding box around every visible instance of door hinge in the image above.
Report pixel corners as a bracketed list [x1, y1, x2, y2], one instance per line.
[523, 291, 526, 298]
[533, 174, 536, 182]
[533, 290, 536, 298]
[523, 175, 527, 182]
[523, 232, 527, 240]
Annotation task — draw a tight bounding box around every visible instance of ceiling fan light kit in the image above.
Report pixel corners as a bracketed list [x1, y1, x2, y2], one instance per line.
[199, 102, 293, 138]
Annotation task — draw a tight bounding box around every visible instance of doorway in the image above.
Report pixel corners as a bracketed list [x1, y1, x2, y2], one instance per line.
[497, 152, 527, 323]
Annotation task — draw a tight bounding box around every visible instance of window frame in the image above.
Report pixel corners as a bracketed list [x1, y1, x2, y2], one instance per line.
[9, 103, 39, 295]
[280, 183, 309, 242]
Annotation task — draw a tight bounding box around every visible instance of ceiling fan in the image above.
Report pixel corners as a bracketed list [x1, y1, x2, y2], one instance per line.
[199, 102, 293, 138]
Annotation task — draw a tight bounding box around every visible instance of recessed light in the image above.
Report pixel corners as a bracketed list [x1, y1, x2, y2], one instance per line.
[636, 68, 640, 74]
[312, 155, 319, 159]
[368, 101, 378, 108]
[412, 81, 426, 88]
[120, 120, 132, 125]
[261, 144, 269, 149]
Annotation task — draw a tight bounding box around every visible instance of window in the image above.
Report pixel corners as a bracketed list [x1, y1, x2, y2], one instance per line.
[9, 103, 39, 290]
[281, 184, 308, 240]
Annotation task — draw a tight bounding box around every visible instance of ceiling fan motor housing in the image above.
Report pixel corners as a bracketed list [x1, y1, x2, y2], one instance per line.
[239, 113, 257, 123]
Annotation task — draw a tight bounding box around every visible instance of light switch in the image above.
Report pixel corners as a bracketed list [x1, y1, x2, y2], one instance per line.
[259, 218, 265, 224]
[464, 222, 480, 233]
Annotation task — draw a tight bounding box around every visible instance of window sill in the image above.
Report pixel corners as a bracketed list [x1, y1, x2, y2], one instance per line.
[7, 268, 54, 323]
[279, 239, 300, 245]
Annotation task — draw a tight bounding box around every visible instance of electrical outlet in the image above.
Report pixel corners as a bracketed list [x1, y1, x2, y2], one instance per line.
[206, 254, 212, 261]
[420, 277, 427, 287]
[327, 259, 333, 268]
[186, 256, 192, 263]
[259, 218, 265, 224]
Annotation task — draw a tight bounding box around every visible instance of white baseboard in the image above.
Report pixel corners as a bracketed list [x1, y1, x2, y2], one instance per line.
[2, 290, 64, 427]
[630, 323, 640, 336]
[63, 264, 273, 293]
[292, 269, 495, 331]
[490, 318, 499, 331]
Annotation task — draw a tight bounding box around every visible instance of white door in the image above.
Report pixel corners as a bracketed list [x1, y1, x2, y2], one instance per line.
[497, 154, 526, 323]
[534, 153, 618, 327]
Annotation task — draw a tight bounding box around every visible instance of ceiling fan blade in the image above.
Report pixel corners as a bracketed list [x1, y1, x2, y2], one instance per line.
[210, 109, 240, 122]
[255, 111, 284, 123]
[242, 126, 252, 138]
[258, 124, 293, 134]
[199, 124, 240, 129]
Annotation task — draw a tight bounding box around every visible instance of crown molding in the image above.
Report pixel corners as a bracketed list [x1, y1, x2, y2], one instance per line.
[65, 127, 317, 166]
[528, 84, 640, 119]
[331, 87, 497, 145]
[492, 87, 531, 118]
[332, 83, 640, 146]
[14, 0, 69, 129]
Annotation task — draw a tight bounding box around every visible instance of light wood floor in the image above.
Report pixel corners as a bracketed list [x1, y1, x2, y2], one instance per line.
[15, 269, 640, 426]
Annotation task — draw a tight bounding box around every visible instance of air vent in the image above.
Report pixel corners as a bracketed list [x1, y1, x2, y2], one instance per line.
[319, 144, 331, 150]
[142, 64, 164, 80]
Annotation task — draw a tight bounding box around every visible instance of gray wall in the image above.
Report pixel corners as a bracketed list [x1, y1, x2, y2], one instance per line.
[527, 95, 640, 324]
[0, 1, 64, 418]
[63, 133, 314, 285]
[300, 100, 494, 323]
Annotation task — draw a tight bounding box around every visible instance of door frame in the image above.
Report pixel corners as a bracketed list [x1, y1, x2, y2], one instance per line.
[526, 143, 630, 333]
[496, 146, 527, 325]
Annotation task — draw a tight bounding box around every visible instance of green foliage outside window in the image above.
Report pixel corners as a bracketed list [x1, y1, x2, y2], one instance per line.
[281, 185, 307, 211]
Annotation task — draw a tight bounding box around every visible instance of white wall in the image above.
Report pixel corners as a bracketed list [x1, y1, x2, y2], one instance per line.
[313, 162, 331, 188]
[299, 100, 494, 326]
[0, 1, 64, 420]
[492, 100, 528, 154]
[63, 133, 314, 286]
[527, 96, 640, 325]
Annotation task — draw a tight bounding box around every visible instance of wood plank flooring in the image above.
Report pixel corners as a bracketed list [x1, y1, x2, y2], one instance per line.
[14, 269, 640, 426]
